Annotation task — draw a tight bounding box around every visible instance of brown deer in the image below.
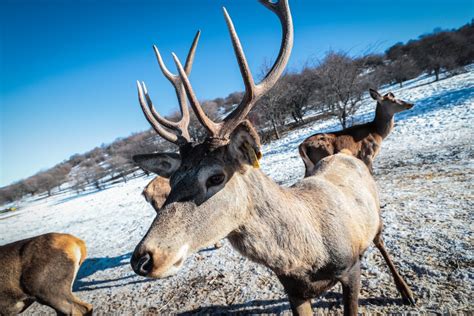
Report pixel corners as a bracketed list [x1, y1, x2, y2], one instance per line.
[299, 89, 414, 176]
[0, 233, 92, 315]
[130, 1, 414, 315]
[141, 176, 172, 208]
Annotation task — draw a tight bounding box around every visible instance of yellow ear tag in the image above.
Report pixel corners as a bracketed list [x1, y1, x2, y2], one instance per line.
[244, 142, 261, 168]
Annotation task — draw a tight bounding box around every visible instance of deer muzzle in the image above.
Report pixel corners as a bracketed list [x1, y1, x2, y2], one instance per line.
[131, 243, 189, 278]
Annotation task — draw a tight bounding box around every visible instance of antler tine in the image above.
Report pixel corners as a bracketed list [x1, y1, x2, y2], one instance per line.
[172, 52, 221, 136]
[142, 81, 178, 130]
[136, 81, 178, 144]
[148, 31, 201, 140]
[256, 0, 293, 94]
[184, 30, 200, 75]
[222, 7, 256, 101]
[145, 1, 293, 143]
[220, 0, 293, 139]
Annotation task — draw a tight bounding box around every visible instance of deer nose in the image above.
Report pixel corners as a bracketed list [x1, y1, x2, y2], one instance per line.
[131, 251, 153, 276]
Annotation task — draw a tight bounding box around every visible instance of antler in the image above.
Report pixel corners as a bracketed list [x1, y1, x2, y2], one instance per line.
[174, 0, 293, 141]
[137, 30, 201, 146]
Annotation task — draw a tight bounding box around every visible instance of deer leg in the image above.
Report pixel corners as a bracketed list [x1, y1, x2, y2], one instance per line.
[339, 260, 361, 316]
[19, 298, 36, 313]
[374, 232, 415, 306]
[40, 292, 91, 316]
[71, 296, 93, 316]
[287, 296, 312, 316]
[31, 262, 92, 315]
[360, 155, 374, 174]
[0, 295, 33, 315]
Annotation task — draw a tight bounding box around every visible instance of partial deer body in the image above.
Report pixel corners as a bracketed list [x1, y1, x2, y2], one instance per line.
[142, 176, 170, 210]
[299, 89, 413, 176]
[0, 233, 92, 315]
[130, 1, 414, 314]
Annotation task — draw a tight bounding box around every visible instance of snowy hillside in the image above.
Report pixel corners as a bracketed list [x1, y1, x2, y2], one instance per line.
[1, 68, 473, 314]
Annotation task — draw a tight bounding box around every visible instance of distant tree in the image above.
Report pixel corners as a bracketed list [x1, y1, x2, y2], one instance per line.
[386, 42, 408, 61]
[387, 25, 474, 81]
[223, 91, 244, 111]
[253, 78, 289, 139]
[71, 172, 88, 193]
[214, 97, 225, 108]
[384, 56, 421, 87]
[363, 54, 385, 68]
[85, 147, 106, 163]
[22, 177, 39, 196]
[283, 69, 319, 123]
[416, 32, 458, 81]
[0, 185, 21, 204]
[35, 173, 56, 196]
[456, 21, 474, 66]
[314, 52, 372, 128]
[68, 154, 85, 167]
[108, 156, 132, 183]
[86, 164, 107, 190]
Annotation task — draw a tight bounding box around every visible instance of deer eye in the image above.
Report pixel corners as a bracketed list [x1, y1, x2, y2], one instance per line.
[206, 174, 225, 188]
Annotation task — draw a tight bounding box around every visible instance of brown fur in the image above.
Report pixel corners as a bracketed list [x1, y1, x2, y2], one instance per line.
[0, 233, 92, 315]
[131, 122, 415, 315]
[131, 2, 413, 312]
[299, 90, 413, 176]
[142, 176, 171, 211]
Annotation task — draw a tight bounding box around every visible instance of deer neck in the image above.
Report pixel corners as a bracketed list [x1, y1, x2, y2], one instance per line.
[373, 103, 394, 139]
[227, 169, 328, 275]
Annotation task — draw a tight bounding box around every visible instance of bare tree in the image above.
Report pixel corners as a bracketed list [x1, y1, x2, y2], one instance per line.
[108, 156, 131, 183]
[283, 69, 319, 124]
[22, 177, 39, 196]
[383, 56, 421, 87]
[314, 52, 371, 128]
[253, 78, 290, 139]
[35, 173, 56, 196]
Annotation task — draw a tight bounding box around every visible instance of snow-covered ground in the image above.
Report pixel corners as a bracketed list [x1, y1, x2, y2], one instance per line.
[1, 68, 473, 314]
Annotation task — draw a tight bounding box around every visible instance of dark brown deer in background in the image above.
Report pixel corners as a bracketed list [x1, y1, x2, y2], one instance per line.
[299, 89, 414, 176]
[130, 1, 414, 315]
[0, 233, 92, 315]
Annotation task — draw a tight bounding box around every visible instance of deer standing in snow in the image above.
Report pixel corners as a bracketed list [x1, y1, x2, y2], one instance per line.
[0, 233, 92, 315]
[299, 89, 413, 176]
[130, 1, 414, 314]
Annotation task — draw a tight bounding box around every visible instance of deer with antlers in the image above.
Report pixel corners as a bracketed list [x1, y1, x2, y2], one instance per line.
[132, 32, 223, 249]
[299, 89, 414, 177]
[0, 233, 92, 315]
[130, 1, 414, 315]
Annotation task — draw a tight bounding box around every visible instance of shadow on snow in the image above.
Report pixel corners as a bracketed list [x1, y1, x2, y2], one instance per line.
[178, 293, 407, 315]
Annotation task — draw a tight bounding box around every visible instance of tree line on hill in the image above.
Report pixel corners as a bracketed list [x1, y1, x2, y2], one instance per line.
[1, 21, 472, 205]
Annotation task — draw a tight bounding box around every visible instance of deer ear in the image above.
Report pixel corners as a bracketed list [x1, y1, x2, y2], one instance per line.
[369, 88, 381, 101]
[227, 121, 262, 168]
[132, 153, 181, 178]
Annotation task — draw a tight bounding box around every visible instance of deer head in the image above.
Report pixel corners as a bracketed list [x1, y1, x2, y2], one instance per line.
[369, 89, 414, 116]
[131, 0, 293, 278]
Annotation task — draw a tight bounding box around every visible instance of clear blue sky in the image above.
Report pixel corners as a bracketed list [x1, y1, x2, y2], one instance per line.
[1, 0, 472, 186]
